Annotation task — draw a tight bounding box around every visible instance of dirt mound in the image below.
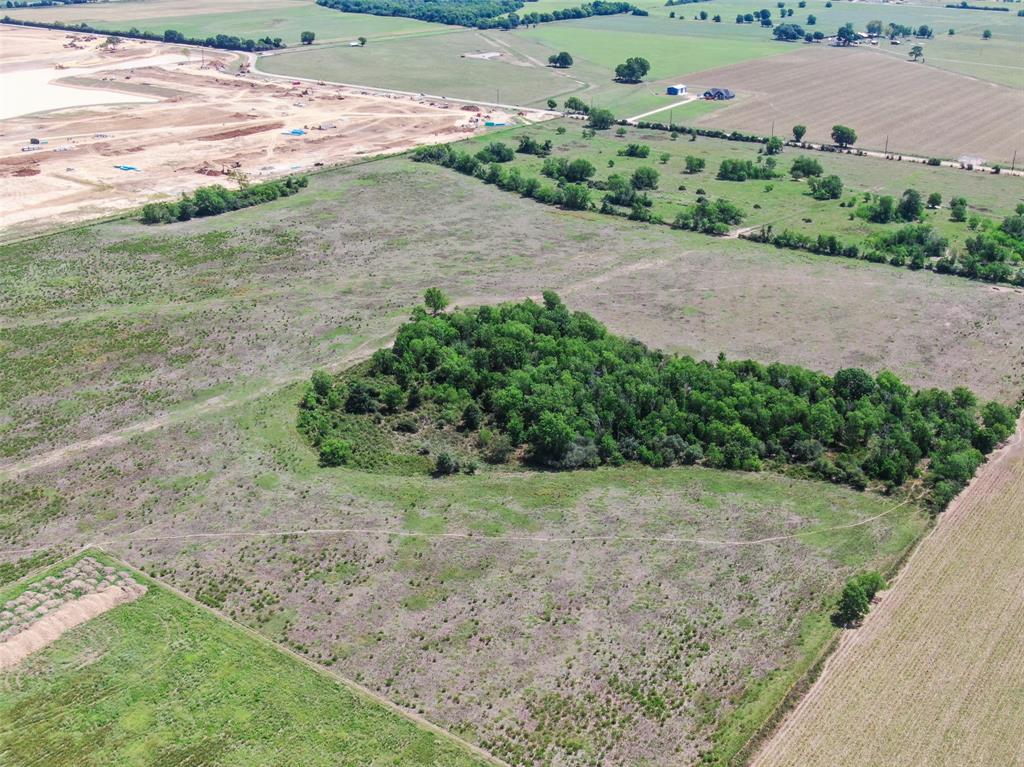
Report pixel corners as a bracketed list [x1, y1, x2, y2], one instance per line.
[0, 584, 145, 669]
[198, 121, 284, 141]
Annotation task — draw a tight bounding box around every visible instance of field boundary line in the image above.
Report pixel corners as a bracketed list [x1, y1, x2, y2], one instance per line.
[0, 495, 917, 558]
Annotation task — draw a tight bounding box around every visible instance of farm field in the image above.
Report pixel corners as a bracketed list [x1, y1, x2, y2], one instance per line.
[753, 414, 1024, 767]
[0, 551, 493, 766]
[259, 29, 580, 106]
[685, 46, 1024, 162]
[2, 0, 450, 46]
[459, 120, 1024, 249]
[3, 155, 1022, 465]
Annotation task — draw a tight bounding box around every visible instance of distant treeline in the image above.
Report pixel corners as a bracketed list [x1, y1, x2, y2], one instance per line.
[0, 15, 287, 51]
[4, 1, 95, 7]
[315, 0, 642, 29]
[945, 1, 1010, 10]
[141, 176, 308, 224]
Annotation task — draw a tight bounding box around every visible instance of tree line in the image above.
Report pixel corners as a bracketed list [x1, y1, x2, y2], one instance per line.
[141, 175, 308, 224]
[1, 16, 287, 51]
[298, 293, 1016, 511]
[315, 0, 640, 29]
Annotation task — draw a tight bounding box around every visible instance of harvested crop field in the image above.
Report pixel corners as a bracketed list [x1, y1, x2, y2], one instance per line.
[688, 46, 1024, 164]
[753, 415, 1024, 767]
[0, 26, 535, 238]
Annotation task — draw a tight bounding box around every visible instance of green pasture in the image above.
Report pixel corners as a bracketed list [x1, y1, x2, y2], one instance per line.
[0, 551, 491, 767]
[464, 119, 1024, 245]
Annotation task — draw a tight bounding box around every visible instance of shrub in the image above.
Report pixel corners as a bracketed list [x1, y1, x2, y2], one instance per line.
[789, 156, 823, 178]
[319, 438, 353, 467]
[434, 451, 460, 476]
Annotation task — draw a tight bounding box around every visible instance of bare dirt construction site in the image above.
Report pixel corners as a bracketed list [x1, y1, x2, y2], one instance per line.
[0, 25, 531, 238]
[688, 46, 1024, 164]
[753, 415, 1024, 767]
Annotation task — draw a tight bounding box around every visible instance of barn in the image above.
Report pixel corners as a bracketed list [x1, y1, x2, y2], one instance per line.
[666, 84, 687, 96]
[703, 87, 735, 100]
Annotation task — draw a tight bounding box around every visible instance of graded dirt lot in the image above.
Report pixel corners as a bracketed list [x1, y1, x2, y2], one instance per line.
[753, 415, 1024, 767]
[688, 46, 1024, 163]
[0, 26, 530, 238]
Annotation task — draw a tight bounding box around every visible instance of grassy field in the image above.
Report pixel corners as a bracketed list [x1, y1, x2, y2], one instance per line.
[0, 551, 493, 766]
[461, 119, 1023, 250]
[2, 153, 1022, 464]
[752, 415, 1024, 767]
[0, 385, 930, 766]
[0, 149, 1019, 765]
[259, 29, 579, 105]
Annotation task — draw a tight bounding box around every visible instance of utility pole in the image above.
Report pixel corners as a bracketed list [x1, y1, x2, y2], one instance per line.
[669, 108, 673, 126]
[770, 119, 775, 138]
[884, 135, 889, 157]
[1012, 150, 1017, 172]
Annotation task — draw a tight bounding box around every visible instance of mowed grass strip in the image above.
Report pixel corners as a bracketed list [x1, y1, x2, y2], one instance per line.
[0, 551, 495, 767]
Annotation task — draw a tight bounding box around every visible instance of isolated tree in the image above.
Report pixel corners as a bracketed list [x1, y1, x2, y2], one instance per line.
[831, 124, 857, 147]
[947, 28, 955, 35]
[301, 30, 315, 45]
[832, 580, 870, 627]
[358, 36, 367, 45]
[836, 22, 856, 45]
[809, 174, 843, 200]
[765, 135, 784, 154]
[684, 155, 706, 173]
[548, 51, 573, 68]
[659, 152, 671, 164]
[927, 191, 942, 209]
[614, 56, 651, 83]
[631, 166, 660, 190]
[546, 98, 557, 109]
[982, 29, 992, 39]
[915, 24, 932, 38]
[564, 158, 596, 182]
[950, 196, 968, 221]
[587, 107, 616, 130]
[909, 44, 924, 61]
[897, 188, 924, 221]
[806, 13, 816, 24]
[866, 19, 882, 35]
[424, 287, 449, 314]
[792, 124, 807, 142]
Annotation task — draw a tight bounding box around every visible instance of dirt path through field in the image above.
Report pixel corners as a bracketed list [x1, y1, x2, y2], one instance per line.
[0, 583, 145, 669]
[0, 494, 917, 559]
[752, 412, 1024, 766]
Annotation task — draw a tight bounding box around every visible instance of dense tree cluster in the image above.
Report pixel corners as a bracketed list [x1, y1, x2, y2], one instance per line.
[789, 156, 823, 178]
[1, 16, 286, 50]
[516, 135, 553, 157]
[299, 294, 1014, 510]
[772, 22, 805, 39]
[411, 143, 592, 210]
[717, 157, 778, 181]
[614, 56, 652, 82]
[672, 197, 744, 234]
[315, 0, 638, 29]
[140, 176, 308, 223]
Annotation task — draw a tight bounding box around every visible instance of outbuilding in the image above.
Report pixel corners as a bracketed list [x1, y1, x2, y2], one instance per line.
[666, 84, 687, 96]
[703, 87, 735, 100]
